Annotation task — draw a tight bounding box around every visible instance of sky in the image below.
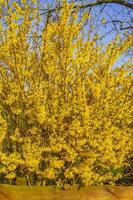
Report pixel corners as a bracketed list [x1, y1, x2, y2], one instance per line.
[1, 0, 132, 67]
[39, 0, 133, 40]
[38, 0, 133, 66]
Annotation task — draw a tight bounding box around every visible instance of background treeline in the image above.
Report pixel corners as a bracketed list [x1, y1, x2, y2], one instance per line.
[0, 0, 133, 188]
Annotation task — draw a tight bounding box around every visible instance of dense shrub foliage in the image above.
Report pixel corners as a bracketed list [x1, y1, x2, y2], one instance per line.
[0, 0, 132, 188]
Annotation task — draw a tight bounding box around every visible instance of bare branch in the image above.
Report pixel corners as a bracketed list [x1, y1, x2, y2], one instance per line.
[40, 0, 133, 15]
[77, 0, 133, 10]
[120, 26, 133, 30]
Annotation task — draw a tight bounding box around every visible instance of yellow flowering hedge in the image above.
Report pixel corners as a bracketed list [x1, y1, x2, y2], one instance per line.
[0, 0, 132, 188]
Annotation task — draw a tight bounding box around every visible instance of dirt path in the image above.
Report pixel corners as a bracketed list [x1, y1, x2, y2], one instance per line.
[0, 185, 133, 200]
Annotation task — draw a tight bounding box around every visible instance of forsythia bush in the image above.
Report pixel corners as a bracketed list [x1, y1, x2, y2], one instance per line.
[0, 0, 132, 188]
